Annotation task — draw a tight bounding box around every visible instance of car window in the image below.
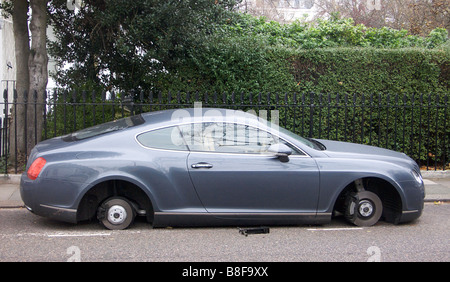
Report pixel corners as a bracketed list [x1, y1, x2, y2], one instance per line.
[179, 122, 303, 155]
[136, 126, 188, 151]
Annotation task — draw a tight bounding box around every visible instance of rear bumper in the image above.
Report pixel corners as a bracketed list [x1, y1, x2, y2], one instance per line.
[20, 173, 78, 224]
[23, 203, 78, 224]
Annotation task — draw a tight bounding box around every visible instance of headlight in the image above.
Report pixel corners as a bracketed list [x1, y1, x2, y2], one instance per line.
[411, 170, 423, 184]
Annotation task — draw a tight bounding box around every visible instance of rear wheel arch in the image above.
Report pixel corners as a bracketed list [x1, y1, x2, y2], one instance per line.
[333, 177, 404, 225]
[76, 178, 155, 224]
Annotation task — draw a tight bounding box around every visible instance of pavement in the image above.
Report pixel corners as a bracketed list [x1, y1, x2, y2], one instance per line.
[0, 171, 449, 209]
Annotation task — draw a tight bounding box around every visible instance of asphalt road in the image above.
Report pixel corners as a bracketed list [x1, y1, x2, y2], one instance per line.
[0, 203, 449, 263]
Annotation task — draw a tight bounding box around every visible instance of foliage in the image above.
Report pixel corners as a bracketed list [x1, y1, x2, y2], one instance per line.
[48, 4, 449, 94]
[220, 13, 448, 49]
[155, 13, 449, 94]
[288, 47, 449, 94]
[48, 0, 240, 92]
[156, 36, 297, 94]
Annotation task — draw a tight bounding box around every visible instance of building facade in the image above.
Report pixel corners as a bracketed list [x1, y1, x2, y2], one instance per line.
[0, 1, 16, 103]
[240, 0, 317, 22]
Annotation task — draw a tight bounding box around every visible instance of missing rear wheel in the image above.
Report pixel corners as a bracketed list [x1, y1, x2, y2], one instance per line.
[98, 197, 136, 230]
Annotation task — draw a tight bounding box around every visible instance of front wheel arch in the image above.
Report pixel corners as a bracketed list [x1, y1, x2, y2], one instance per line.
[333, 177, 403, 225]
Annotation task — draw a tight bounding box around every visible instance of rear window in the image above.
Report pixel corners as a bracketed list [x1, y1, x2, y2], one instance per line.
[136, 126, 188, 151]
[63, 115, 145, 141]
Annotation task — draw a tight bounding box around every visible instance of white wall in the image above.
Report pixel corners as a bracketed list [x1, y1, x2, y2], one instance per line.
[0, 2, 57, 119]
[0, 6, 16, 119]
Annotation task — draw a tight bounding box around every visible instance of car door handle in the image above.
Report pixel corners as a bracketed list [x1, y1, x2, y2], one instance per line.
[191, 162, 213, 169]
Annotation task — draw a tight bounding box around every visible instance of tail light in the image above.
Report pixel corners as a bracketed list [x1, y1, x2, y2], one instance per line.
[27, 157, 47, 180]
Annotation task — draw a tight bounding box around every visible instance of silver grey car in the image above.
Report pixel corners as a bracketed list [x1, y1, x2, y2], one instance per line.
[20, 108, 425, 230]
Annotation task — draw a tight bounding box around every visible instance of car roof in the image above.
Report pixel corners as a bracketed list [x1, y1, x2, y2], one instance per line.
[141, 108, 274, 130]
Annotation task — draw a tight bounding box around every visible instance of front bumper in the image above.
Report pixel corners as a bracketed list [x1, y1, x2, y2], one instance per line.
[399, 207, 423, 223]
[397, 179, 425, 223]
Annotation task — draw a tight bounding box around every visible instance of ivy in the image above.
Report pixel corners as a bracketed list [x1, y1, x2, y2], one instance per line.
[219, 13, 448, 49]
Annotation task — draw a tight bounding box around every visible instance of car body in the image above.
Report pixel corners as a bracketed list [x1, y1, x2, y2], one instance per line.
[20, 108, 425, 230]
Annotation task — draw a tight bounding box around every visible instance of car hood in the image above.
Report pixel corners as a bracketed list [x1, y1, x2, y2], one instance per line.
[316, 139, 417, 167]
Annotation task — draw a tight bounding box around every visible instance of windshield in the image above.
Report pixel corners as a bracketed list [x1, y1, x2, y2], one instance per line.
[63, 115, 145, 141]
[254, 115, 324, 150]
[277, 126, 325, 150]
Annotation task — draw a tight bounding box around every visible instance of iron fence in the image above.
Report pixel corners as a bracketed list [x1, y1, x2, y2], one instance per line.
[1, 89, 449, 173]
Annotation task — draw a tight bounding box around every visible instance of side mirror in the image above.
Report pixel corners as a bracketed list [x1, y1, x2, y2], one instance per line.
[268, 143, 292, 162]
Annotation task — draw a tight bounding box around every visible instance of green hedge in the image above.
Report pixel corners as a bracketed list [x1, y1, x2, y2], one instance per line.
[288, 47, 449, 95]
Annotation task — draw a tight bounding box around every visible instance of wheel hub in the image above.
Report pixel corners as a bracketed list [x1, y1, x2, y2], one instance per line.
[358, 200, 374, 218]
[107, 205, 127, 225]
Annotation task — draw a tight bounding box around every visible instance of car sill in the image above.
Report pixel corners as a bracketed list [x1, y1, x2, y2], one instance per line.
[153, 211, 331, 227]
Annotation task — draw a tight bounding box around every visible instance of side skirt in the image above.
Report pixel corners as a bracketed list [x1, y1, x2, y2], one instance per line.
[152, 212, 331, 228]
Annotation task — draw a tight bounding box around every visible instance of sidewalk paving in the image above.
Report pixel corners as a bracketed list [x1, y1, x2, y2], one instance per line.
[0, 172, 449, 208]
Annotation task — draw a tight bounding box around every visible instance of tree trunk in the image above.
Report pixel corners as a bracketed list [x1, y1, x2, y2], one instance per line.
[27, 0, 48, 154]
[10, 0, 30, 165]
[9, 0, 48, 168]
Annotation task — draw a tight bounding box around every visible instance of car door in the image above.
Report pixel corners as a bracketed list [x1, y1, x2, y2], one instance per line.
[180, 122, 320, 215]
[135, 126, 205, 212]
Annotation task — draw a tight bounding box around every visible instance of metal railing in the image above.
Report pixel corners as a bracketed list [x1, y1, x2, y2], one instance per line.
[1, 89, 449, 173]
